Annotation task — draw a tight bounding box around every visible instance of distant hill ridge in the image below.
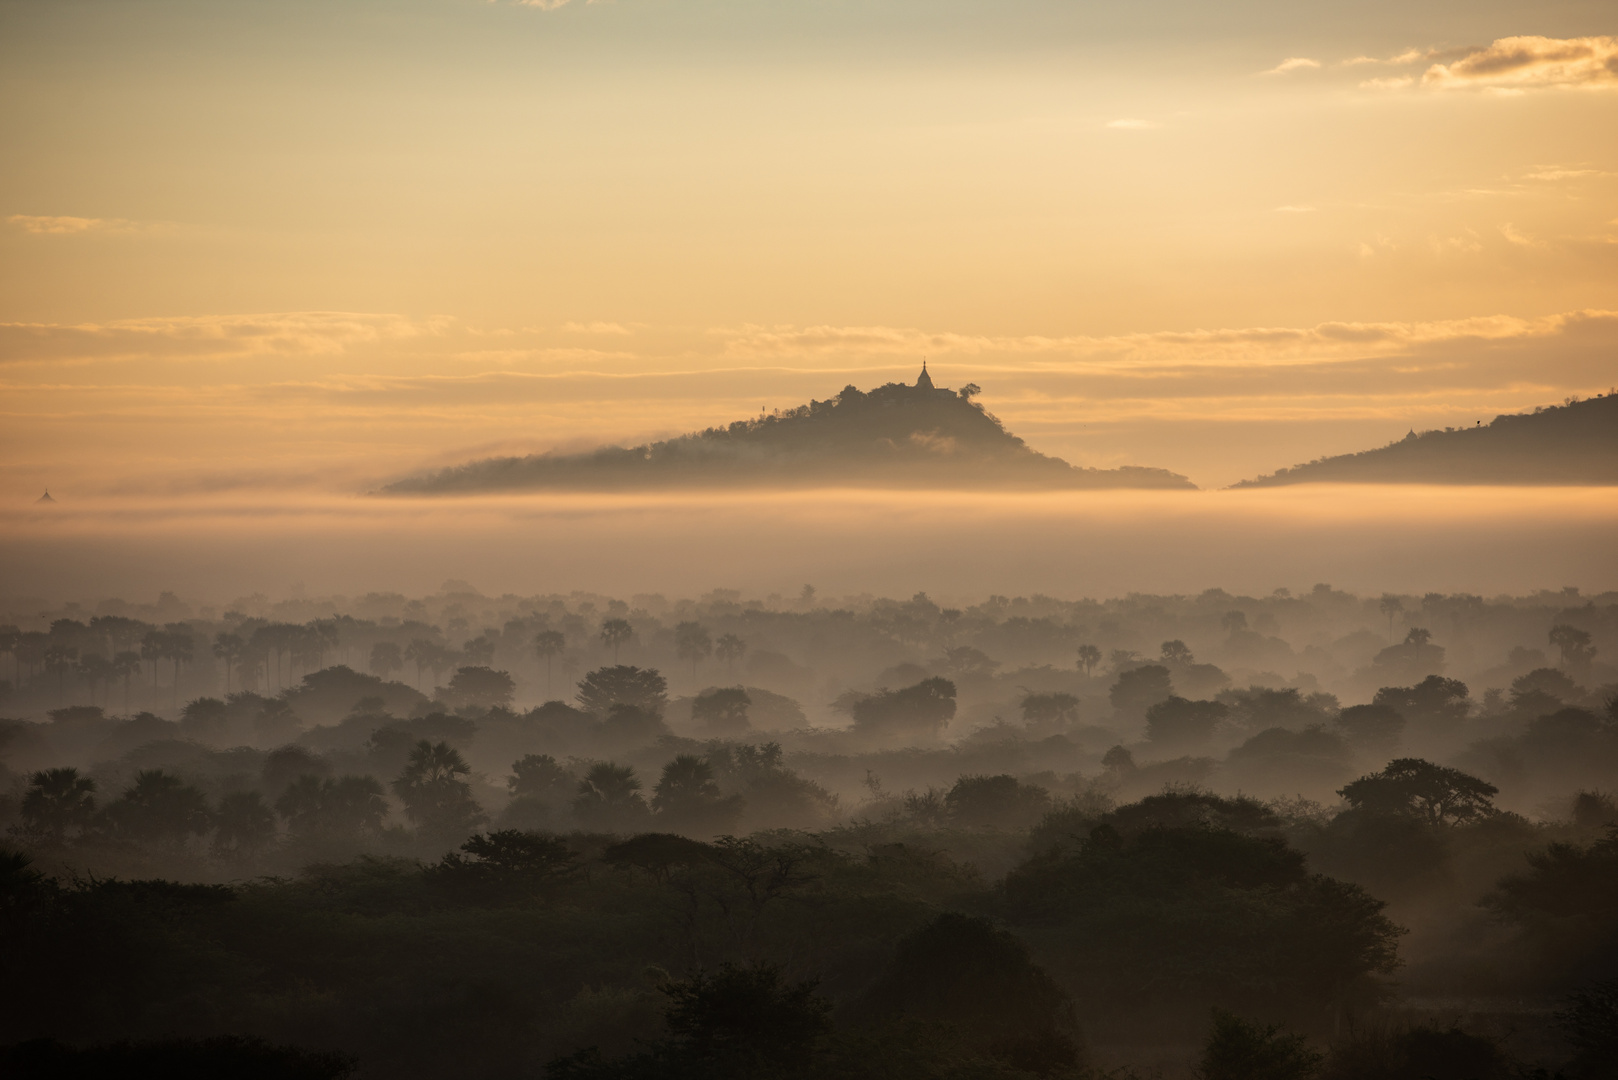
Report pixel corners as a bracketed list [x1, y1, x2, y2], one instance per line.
[382, 366, 1194, 494]
[1233, 392, 1618, 487]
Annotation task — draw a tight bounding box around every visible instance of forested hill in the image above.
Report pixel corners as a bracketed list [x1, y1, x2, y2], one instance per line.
[1233, 392, 1618, 487]
[382, 376, 1195, 493]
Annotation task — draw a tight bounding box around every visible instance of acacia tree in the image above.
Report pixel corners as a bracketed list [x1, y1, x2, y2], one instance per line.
[1337, 758, 1499, 826]
[599, 619, 633, 663]
[1159, 640, 1194, 665]
[533, 630, 566, 695]
[1550, 623, 1597, 678]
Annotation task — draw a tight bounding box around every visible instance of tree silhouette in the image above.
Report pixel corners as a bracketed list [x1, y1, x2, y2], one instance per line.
[393, 740, 487, 840]
[1145, 696, 1227, 749]
[1550, 623, 1597, 677]
[441, 665, 515, 710]
[1076, 644, 1101, 678]
[110, 651, 140, 714]
[852, 677, 957, 737]
[103, 770, 212, 846]
[692, 686, 751, 734]
[1019, 692, 1080, 734]
[212, 632, 245, 695]
[1379, 595, 1404, 642]
[368, 641, 403, 679]
[1109, 664, 1174, 720]
[573, 762, 650, 832]
[403, 638, 440, 689]
[1197, 1011, 1321, 1080]
[653, 754, 742, 835]
[674, 622, 713, 684]
[598, 619, 633, 663]
[1221, 610, 1249, 636]
[1337, 758, 1498, 826]
[1160, 639, 1194, 665]
[276, 774, 388, 840]
[42, 644, 77, 705]
[576, 665, 668, 716]
[533, 630, 566, 696]
[20, 767, 97, 843]
[212, 791, 277, 857]
[715, 633, 746, 675]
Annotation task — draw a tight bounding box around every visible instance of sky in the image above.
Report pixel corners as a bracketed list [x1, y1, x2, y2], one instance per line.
[1, 0, 1616, 504]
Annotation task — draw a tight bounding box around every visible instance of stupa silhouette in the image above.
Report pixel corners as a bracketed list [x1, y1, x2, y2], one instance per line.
[36, 491, 56, 503]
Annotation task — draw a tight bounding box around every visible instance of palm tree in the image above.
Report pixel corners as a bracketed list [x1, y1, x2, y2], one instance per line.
[111, 651, 141, 714]
[599, 619, 633, 664]
[369, 641, 403, 679]
[715, 633, 747, 675]
[1379, 595, 1403, 643]
[533, 630, 565, 696]
[76, 654, 113, 707]
[141, 630, 165, 689]
[1076, 644, 1101, 678]
[162, 627, 194, 708]
[674, 622, 713, 685]
[43, 644, 77, 704]
[404, 638, 439, 689]
[213, 632, 245, 695]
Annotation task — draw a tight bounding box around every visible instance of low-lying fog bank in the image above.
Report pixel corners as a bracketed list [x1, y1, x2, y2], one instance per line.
[4, 485, 1614, 600]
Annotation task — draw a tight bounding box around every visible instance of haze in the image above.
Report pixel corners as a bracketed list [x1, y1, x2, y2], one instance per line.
[4, 2, 1618, 1079]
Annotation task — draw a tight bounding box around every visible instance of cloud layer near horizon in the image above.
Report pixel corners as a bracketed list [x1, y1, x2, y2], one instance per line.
[2, 308, 1613, 494]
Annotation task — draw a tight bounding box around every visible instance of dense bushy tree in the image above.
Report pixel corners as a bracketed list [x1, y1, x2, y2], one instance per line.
[1109, 664, 1173, 720]
[851, 677, 956, 738]
[1372, 676, 1469, 730]
[864, 912, 1083, 1072]
[1337, 759, 1498, 827]
[440, 665, 515, 710]
[577, 665, 669, 716]
[212, 791, 278, 856]
[102, 770, 212, 846]
[1146, 696, 1227, 749]
[276, 775, 389, 841]
[1004, 814, 1402, 1018]
[693, 686, 752, 734]
[943, 774, 1051, 830]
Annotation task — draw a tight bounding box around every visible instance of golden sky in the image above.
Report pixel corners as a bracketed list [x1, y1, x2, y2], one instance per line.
[2, 0, 1616, 494]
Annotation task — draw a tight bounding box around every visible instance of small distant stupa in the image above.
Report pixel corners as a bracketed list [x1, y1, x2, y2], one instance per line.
[36, 491, 56, 503]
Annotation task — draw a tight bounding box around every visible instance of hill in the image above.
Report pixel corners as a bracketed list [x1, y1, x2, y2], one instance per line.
[1233, 393, 1618, 487]
[381, 367, 1195, 494]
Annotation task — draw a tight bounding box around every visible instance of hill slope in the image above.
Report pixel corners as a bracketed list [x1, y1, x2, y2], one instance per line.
[382, 373, 1194, 493]
[1234, 393, 1618, 487]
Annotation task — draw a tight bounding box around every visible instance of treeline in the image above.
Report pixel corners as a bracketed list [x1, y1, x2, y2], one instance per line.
[4, 775, 1615, 1078]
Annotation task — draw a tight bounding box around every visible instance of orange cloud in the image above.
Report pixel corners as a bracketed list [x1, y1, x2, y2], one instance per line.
[1422, 36, 1618, 91]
